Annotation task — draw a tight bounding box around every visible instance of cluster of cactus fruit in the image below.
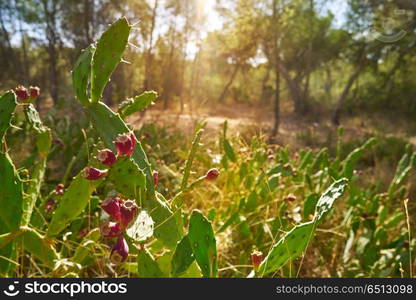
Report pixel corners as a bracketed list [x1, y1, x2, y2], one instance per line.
[101, 197, 139, 263]
[84, 132, 136, 180]
[14, 85, 40, 103]
[0, 17, 351, 278]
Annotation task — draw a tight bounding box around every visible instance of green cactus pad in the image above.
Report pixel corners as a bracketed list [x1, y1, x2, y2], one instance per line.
[314, 178, 349, 223]
[171, 235, 195, 277]
[46, 172, 98, 237]
[109, 157, 146, 199]
[258, 178, 349, 275]
[137, 248, 165, 278]
[118, 91, 157, 117]
[0, 91, 17, 140]
[90, 17, 130, 102]
[22, 129, 51, 226]
[0, 220, 16, 274]
[72, 44, 95, 106]
[24, 104, 47, 133]
[72, 228, 100, 265]
[341, 138, 376, 179]
[188, 210, 217, 278]
[0, 152, 24, 231]
[18, 228, 59, 269]
[152, 192, 182, 248]
[258, 221, 315, 275]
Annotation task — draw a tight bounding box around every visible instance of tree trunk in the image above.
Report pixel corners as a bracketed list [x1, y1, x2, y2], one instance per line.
[331, 65, 364, 125]
[218, 63, 240, 103]
[259, 65, 271, 103]
[271, 0, 280, 137]
[41, 0, 60, 105]
[144, 0, 158, 90]
[279, 64, 304, 114]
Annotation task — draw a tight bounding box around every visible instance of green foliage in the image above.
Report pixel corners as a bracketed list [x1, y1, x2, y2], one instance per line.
[108, 157, 146, 200]
[72, 228, 100, 266]
[188, 210, 217, 278]
[46, 172, 99, 237]
[171, 235, 195, 277]
[72, 45, 95, 106]
[91, 17, 130, 102]
[119, 91, 157, 117]
[258, 179, 348, 275]
[0, 152, 24, 231]
[314, 178, 349, 223]
[18, 228, 59, 269]
[137, 248, 165, 278]
[0, 91, 17, 140]
[258, 222, 315, 275]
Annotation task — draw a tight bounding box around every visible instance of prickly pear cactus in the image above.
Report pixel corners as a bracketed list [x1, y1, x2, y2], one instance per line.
[90, 17, 130, 102]
[118, 91, 157, 117]
[72, 228, 100, 265]
[18, 228, 59, 269]
[73, 44, 95, 106]
[108, 157, 146, 199]
[21, 104, 52, 226]
[171, 235, 195, 277]
[0, 91, 17, 140]
[188, 210, 217, 278]
[47, 172, 100, 237]
[0, 152, 24, 232]
[258, 178, 349, 275]
[72, 17, 182, 249]
[257, 222, 315, 275]
[314, 178, 348, 223]
[137, 248, 165, 278]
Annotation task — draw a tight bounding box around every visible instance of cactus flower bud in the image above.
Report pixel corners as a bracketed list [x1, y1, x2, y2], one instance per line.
[110, 236, 129, 264]
[205, 168, 219, 181]
[100, 221, 123, 238]
[29, 86, 40, 99]
[84, 167, 108, 180]
[55, 183, 64, 195]
[114, 132, 136, 156]
[44, 199, 56, 213]
[251, 250, 263, 270]
[97, 149, 117, 166]
[101, 197, 122, 221]
[15, 86, 30, 101]
[120, 200, 139, 228]
[152, 170, 159, 186]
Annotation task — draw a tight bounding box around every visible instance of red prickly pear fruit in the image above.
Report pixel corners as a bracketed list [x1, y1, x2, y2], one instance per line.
[55, 183, 64, 195]
[101, 197, 122, 221]
[251, 250, 263, 270]
[110, 236, 129, 264]
[44, 199, 56, 213]
[120, 200, 139, 228]
[114, 132, 136, 156]
[152, 170, 159, 186]
[97, 149, 117, 166]
[15, 86, 30, 102]
[205, 168, 219, 181]
[100, 221, 123, 238]
[84, 167, 108, 180]
[29, 86, 40, 99]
